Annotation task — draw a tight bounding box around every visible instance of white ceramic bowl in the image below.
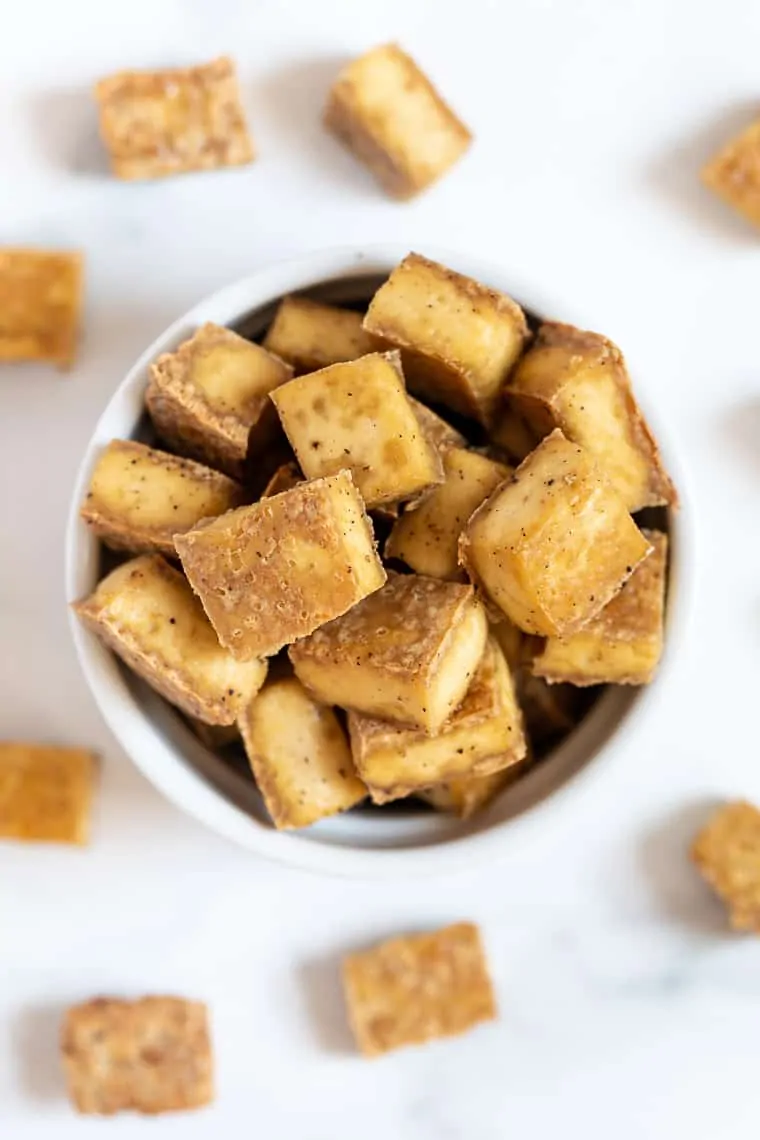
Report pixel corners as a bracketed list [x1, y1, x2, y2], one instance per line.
[66, 244, 690, 878]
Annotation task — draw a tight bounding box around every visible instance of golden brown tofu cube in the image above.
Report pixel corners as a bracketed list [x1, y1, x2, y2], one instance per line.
[420, 759, 531, 819]
[459, 430, 651, 637]
[0, 248, 82, 368]
[261, 461, 302, 498]
[347, 637, 525, 803]
[691, 802, 760, 932]
[489, 403, 542, 463]
[490, 616, 525, 672]
[342, 922, 496, 1056]
[0, 743, 95, 845]
[324, 43, 471, 200]
[146, 322, 293, 479]
[533, 530, 667, 686]
[239, 677, 366, 828]
[270, 351, 444, 508]
[507, 323, 676, 512]
[94, 56, 253, 180]
[73, 555, 267, 724]
[364, 253, 529, 423]
[61, 997, 213, 1115]
[702, 120, 760, 229]
[409, 396, 467, 453]
[290, 572, 488, 733]
[80, 439, 242, 556]
[175, 471, 385, 659]
[386, 448, 510, 580]
[262, 295, 376, 373]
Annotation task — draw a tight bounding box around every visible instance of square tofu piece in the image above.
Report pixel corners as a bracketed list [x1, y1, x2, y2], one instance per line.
[508, 322, 676, 511]
[270, 351, 444, 508]
[80, 439, 242, 556]
[459, 430, 651, 637]
[691, 802, 760, 932]
[94, 56, 253, 180]
[262, 295, 376, 374]
[61, 996, 213, 1115]
[409, 396, 466, 453]
[490, 404, 541, 464]
[342, 922, 496, 1056]
[702, 120, 760, 229]
[146, 322, 293, 479]
[532, 530, 667, 686]
[239, 677, 366, 828]
[420, 761, 530, 819]
[290, 573, 488, 733]
[364, 253, 529, 423]
[73, 554, 267, 724]
[0, 743, 95, 845]
[324, 43, 471, 200]
[0, 248, 82, 368]
[348, 637, 525, 802]
[175, 471, 385, 659]
[386, 448, 510, 580]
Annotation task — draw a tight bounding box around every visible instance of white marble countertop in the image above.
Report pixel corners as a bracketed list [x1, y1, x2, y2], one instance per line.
[3, 0, 760, 1135]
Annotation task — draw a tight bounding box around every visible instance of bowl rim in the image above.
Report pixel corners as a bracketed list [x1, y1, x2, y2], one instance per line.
[65, 242, 694, 879]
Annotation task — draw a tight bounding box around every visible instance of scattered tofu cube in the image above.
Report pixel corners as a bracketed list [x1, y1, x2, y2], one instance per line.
[507, 322, 676, 511]
[342, 922, 496, 1057]
[409, 396, 466, 453]
[347, 637, 525, 802]
[239, 676, 366, 828]
[175, 471, 385, 659]
[289, 572, 488, 733]
[420, 761, 530, 819]
[692, 802, 760, 932]
[0, 743, 95, 845]
[73, 554, 267, 724]
[0, 248, 82, 368]
[262, 295, 376, 373]
[324, 43, 472, 199]
[702, 120, 760, 229]
[80, 439, 242, 556]
[533, 530, 667, 686]
[146, 322, 293, 479]
[270, 351, 444, 508]
[261, 460, 302, 498]
[386, 448, 510, 579]
[94, 56, 254, 180]
[459, 429, 652, 637]
[364, 253, 529, 423]
[61, 996, 213, 1115]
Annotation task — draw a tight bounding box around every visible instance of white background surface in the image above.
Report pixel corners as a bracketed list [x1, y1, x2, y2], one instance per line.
[2, 0, 760, 1135]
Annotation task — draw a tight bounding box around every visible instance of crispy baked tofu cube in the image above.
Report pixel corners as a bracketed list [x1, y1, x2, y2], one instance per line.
[342, 922, 496, 1056]
[80, 439, 242, 556]
[239, 677, 366, 828]
[61, 997, 213, 1115]
[0, 743, 95, 845]
[489, 403, 541, 463]
[490, 617, 525, 672]
[364, 253, 529, 423]
[73, 555, 267, 723]
[347, 637, 525, 802]
[409, 396, 466, 453]
[261, 460, 302, 497]
[702, 120, 760, 229]
[146, 322, 293, 479]
[94, 56, 253, 180]
[420, 760, 531, 819]
[0, 248, 82, 368]
[290, 573, 488, 733]
[175, 472, 385, 658]
[262, 295, 376, 374]
[459, 430, 651, 637]
[386, 448, 510, 580]
[508, 323, 676, 511]
[533, 530, 667, 686]
[691, 802, 760, 932]
[270, 351, 444, 508]
[324, 43, 471, 200]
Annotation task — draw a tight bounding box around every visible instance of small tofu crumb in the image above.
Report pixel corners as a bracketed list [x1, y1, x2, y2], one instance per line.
[692, 802, 760, 932]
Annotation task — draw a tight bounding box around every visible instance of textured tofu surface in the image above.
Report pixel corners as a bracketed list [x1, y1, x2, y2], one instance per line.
[0, 743, 95, 845]
[324, 43, 471, 199]
[73, 554, 267, 723]
[691, 802, 760, 932]
[239, 677, 366, 828]
[409, 396, 466, 453]
[61, 997, 213, 1115]
[342, 922, 496, 1056]
[420, 761, 530, 819]
[702, 120, 760, 228]
[364, 253, 529, 423]
[94, 56, 253, 179]
[263, 295, 376, 373]
[0, 247, 82, 367]
[175, 472, 385, 658]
